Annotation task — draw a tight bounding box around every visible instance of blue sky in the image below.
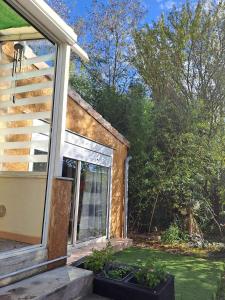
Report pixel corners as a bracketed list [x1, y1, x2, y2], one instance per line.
[64, 0, 188, 24]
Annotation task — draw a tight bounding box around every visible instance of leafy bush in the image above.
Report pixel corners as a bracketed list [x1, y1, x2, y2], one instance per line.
[105, 265, 132, 280]
[135, 260, 168, 288]
[84, 243, 114, 274]
[161, 224, 188, 244]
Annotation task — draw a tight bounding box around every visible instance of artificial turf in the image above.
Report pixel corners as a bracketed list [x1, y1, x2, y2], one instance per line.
[114, 247, 224, 300]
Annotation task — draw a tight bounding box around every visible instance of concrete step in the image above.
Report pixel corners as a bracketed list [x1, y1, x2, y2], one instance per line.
[0, 266, 93, 300]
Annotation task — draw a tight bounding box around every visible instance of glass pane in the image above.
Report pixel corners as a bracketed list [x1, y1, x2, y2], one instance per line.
[0, 1, 56, 253]
[77, 162, 108, 242]
[62, 157, 77, 244]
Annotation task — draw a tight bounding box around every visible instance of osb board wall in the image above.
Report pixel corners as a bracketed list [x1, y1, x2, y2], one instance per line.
[66, 98, 128, 238]
[47, 178, 72, 269]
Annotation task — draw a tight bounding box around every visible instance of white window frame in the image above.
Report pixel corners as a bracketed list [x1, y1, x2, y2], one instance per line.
[0, 5, 71, 282]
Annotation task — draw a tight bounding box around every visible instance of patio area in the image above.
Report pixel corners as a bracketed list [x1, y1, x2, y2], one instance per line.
[67, 238, 133, 265]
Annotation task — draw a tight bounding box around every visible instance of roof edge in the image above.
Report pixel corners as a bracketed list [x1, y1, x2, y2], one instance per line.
[5, 0, 77, 44]
[68, 89, 130, 148]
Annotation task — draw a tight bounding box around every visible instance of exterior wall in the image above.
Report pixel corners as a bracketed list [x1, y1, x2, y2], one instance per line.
[0, 42, 128, 241]
[66, 98, 128, 238]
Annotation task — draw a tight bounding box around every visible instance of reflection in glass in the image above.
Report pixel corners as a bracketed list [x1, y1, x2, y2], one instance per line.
[62, 157, 77, 244]
[77, 162, 108, 242]
[0, 1, 56, 253]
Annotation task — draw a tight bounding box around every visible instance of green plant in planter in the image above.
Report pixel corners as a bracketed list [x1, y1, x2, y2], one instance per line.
[135, 260, 168, 289]
[84, 243, 114, 274]
[106, 265, 132, 280]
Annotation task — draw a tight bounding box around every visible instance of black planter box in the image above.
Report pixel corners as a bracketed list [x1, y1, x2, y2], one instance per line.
[94, 274, 175, 300]
[72, 259, 175, 300]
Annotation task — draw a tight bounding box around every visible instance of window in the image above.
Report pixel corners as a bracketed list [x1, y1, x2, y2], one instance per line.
[32, 149, 48, 172]
[62, 132, 113, 245]
[0, 1, 57, 253]
[62, 155, 111, 245]
[62, 157, 78, 244]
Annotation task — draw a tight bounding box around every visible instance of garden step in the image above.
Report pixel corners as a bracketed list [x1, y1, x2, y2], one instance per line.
[0, 266, 93, 299]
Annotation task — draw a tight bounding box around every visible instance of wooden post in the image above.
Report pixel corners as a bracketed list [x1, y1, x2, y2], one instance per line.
[47, 177, 72, 270]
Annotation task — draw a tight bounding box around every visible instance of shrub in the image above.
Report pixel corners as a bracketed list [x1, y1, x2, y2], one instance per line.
[161, 224, 187, 244]
[84, 243, 114, 274]
[135, 260, 168, 288]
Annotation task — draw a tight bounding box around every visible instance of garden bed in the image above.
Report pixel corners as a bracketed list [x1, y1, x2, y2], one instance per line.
[130, 233, 225, 259]
[73, 259, 175, 300]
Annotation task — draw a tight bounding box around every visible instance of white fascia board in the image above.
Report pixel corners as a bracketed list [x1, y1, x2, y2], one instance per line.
[5, 0, 77, 44]
[71, 43, 89, 62]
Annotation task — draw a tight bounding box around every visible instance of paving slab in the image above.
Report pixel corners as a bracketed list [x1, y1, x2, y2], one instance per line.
[0, 266, 93, 300]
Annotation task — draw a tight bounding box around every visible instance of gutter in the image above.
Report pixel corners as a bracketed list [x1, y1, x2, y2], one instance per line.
[71, 43, 89, 63]
[124, 156, 132, 238]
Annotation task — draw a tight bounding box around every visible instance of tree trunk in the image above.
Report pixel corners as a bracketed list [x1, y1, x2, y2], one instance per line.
[187, 207, 193, 236]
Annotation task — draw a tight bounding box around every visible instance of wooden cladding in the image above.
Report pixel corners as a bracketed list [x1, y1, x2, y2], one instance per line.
[47, 178, 72, 269]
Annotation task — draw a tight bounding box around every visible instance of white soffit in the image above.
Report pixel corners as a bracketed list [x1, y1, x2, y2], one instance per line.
[0, 26, 43, 41]
[5, 0, 89, 62]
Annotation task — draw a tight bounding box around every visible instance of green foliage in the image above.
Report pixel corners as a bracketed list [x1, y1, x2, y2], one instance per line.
[70, 0, 225, 238]
[115, 247, 224, 300]
[161, 224, 181, 244]
[161, 224, 189, 244]
[135, 260, 167, 289]
[130, 0, 225, 235]
[84, 243, 114, 274]
[105, 265, 132, 280]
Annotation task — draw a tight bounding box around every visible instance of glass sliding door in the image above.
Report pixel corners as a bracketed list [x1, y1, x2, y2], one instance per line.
[77, 162, 109, 242]
[62, 157, 110, 245]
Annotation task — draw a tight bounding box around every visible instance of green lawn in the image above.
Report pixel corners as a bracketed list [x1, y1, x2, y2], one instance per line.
[114, 247, 224, 300]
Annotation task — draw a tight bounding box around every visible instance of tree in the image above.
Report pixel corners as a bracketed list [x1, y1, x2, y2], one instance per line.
[73, 0, 145, 93]
[132, 0, 225, 236]
[46, 0, 70, 23]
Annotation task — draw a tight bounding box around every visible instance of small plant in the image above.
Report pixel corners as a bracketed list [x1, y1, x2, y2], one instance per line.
[134, 260, 168, 289]
[105, 265, 132, 280]
[84, 243, 114, 274]
[161, 224, 185, 244]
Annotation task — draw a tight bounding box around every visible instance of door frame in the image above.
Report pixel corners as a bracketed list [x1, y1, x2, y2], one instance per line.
[63, 131, 113, 247]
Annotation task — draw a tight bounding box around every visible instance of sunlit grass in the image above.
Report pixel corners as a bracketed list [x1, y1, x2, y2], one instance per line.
[114, 247, 224, 300]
